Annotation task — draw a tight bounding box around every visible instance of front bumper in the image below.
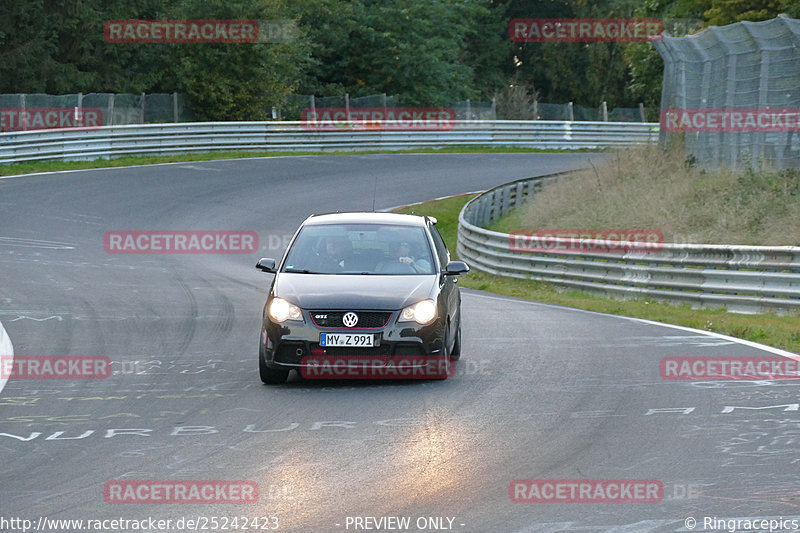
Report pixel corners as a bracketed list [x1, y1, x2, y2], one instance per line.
[261, 310, 446, 371]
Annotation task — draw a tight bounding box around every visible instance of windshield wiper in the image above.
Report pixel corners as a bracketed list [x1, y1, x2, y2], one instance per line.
[283, 268, 319, 274]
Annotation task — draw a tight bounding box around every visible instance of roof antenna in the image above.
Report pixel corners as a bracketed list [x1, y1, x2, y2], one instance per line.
[371, 175, 378, 212]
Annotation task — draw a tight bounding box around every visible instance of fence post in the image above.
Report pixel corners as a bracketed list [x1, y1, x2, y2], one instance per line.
[568, 102, 574, 121]
[77, 92, 83, 126]
[173, 92, 179, 122]
[601, 101, 608, 122]
[108, 93, 115, 126]
[345, 93, 349, 117]
[533, 99, 538, 120]
[140, 92, 145, 124]
[639, 103, 646, 122]
[755, 46, 771, 167]
[722, 53, 738, 169]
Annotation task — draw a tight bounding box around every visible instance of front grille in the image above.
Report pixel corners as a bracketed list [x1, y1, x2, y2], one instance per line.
[310, 311, 392, 329]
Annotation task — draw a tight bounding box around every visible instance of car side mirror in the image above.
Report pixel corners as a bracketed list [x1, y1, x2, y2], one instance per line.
[256, 258, 277, 273]
[443, 260, 469, 276]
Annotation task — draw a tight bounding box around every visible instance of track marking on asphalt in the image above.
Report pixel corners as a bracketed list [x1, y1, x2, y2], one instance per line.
[9, 315, 63, 322]
[381, 190, 485, 212]
[0, 320, 12, 396]
[0, 236, 75, 249]
[464, 290, 799, 360]
[0, 237, 75, 250]
[595, 335, 735, 348]
[0, 155, 315, 180]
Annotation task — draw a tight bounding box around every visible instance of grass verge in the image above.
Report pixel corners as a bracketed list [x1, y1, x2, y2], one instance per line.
[0, 146, 596, 177]
[394, 194, 800, 354]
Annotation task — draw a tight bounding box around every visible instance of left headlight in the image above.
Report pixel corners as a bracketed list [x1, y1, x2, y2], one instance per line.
[399, 299, 437, 325]
[268, 297, 303, 323]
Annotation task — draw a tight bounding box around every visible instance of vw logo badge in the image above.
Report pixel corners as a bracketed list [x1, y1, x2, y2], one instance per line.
[342, 312, 359, 328]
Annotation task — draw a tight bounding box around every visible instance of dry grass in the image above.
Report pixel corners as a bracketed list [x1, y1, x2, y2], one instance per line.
[492, 144, 800, 245]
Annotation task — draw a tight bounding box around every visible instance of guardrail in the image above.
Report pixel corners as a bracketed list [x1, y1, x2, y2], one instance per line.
[457, 173, 800, 314]
[0, 121, 658, 164]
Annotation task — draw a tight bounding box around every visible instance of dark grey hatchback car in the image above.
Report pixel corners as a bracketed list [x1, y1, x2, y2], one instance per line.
[255, 212, 469, 384]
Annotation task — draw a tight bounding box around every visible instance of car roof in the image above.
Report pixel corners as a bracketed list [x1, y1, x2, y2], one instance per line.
[302, 212, 432, 227]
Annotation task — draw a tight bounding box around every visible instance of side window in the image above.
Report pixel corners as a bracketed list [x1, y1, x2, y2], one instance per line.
[429, 223, 449, 269]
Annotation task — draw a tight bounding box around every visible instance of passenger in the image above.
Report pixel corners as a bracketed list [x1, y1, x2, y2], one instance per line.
[389, 241, 431, 273]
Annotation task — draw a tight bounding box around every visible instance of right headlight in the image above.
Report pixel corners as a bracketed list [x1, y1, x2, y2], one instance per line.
[268, 298, 303, 323]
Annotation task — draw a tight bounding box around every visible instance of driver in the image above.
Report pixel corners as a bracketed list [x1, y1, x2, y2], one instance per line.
[318, 236, 350, 271]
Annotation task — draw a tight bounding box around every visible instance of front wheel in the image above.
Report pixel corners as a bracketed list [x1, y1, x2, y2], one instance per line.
[259, 345, 289, 384]
[429, 324, 453, 380]
[450, 322, 461, 360]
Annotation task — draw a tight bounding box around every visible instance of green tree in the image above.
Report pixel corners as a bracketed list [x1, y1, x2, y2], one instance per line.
[160, 0, 311, 120]
[291, 0, 506, 105]
[286, 0, 358, 96]
[0, 0, 165, 93]
[460, 0, 514, 101]
[507, 0, 638, 110]
[0, 0, 311, 120]
[705, 0, 800, 26]
[623, 0, 710, 117]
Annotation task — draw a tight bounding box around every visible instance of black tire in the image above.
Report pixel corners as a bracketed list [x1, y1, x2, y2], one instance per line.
[450, 321, 461, 360]
[259, 345, 289, 384]
[429, 323, 452, 380]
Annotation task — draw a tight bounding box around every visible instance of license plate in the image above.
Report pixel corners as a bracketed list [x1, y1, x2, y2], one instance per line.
[320, 333, 375, 347]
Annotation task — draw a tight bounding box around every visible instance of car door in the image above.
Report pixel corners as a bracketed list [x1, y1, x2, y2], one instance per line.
[428, 221, 459, 346]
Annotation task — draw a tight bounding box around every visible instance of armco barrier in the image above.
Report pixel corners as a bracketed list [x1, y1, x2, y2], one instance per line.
[457, 174, 800, 314]
[0, 121, 658, 164]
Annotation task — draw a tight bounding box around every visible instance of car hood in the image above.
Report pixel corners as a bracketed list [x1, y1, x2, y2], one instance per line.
[273, 273, 438, 310]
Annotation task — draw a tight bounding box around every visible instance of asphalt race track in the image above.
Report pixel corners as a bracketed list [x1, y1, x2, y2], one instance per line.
[2, 153, 799, 532]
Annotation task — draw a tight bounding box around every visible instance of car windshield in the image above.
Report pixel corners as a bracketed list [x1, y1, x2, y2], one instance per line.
[282, 223, 435, 275]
